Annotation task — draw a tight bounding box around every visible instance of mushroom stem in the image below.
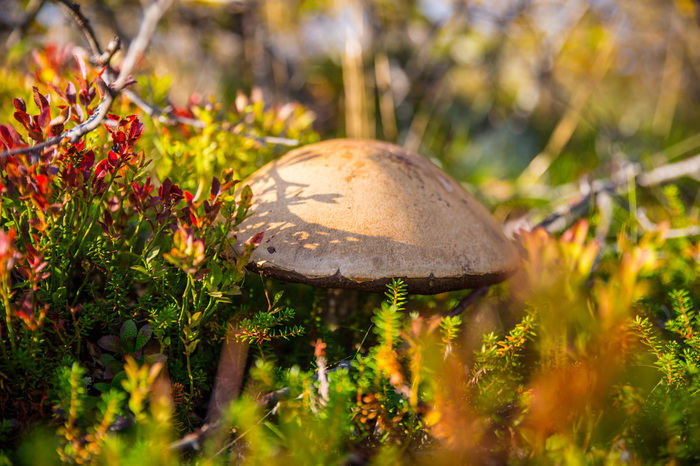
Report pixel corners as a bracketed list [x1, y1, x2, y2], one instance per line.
[324, 288, 358, 325]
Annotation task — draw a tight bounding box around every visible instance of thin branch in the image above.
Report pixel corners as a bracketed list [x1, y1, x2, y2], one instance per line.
[535, 152, 700, 232]
[55, 0, 102, 58]
[0, 0, 172, 160]
[94, 36, 121, 67]
[111, 0, 173, 91]
[637, 208, 700, 238]
[638, 152, 700, 187]
[448, 286, 490, 317]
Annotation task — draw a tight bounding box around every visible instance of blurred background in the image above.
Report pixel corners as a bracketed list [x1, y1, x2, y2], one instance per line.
[2, 0, 700, 204]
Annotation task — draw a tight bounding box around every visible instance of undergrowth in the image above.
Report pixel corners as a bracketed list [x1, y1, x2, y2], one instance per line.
[1, 46, 700, 465]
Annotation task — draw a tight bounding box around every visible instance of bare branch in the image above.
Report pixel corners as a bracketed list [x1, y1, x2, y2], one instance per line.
[448, 286, 490, 317]
[535, 152, 700, 233]
[0, 0, 172, 160]
[112, 0, 173, 91]
[55, 0, 102, 58]
[94, 36, 121, 67]
[637, 208, 700, 238]
[637, 152, 700, 187]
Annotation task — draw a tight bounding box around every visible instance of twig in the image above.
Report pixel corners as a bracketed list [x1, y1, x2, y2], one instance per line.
[447, 286, 490, 317]
[167, 422, 219, 452]
[0, 0, 173, 160]
[55, 0, 102, 58]
[112, 0, 172, 91]
[56, 0, 121, 68]
[535, 152, 700, 233]
[2, 0, 298, 161]
[94, 36, 121, 67]
[637, 152, 700, 187]
[637, 208, 700, 238]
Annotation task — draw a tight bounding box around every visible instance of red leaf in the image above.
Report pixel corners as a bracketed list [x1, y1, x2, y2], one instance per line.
[49, 122, 63, 137]
[78, 89, 88, 108]
[37, 106, 50, 131]
[80, 150, 95, 170]
[74, 53, 88, 81]
[0, 126, 12, 149]
[13, 98, 26, 113]
[73, 104, 84, 122]
[6, 125, 26, 147]
[28, 129, 44, 143]
[48, 83, 66, 101]
[87, 86, 96, 106]
[248, 231, 264, 247]
[107, 150, 119, 166]
[211, 177, 221, 200]
[34, 174, 48, 195]
[190, 212, 200, 228]
[94, 159, 109, 179]
[0, 125, 16, 148]
[13, 111, 31, 130]
[128, 118, 143, 141]
[65, 82, 77, 104]
[33, 86, 49, 110]
[103, 209, 113, 227]
[17, 292, 35, 322]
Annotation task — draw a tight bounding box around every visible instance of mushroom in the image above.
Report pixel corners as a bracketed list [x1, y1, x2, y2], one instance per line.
[234, 139, 519, 296]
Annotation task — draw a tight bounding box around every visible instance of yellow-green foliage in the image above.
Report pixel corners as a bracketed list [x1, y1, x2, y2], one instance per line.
[4, 42, 700, 466]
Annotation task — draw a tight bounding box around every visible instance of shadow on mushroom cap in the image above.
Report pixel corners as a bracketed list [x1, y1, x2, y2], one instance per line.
[234, 139, 520, 294]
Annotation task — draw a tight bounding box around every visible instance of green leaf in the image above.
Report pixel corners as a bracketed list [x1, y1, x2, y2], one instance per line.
[236, 185, 253, 224]
[190, 312, 203, 327]
[135, 324, 152, 351]
[272, 290, 284, 307]
[209, 262, 222, 287]
[94, 382, 112, 393]
[120, 320, 138, 347]
[144, 353, 167, 365]
[100, 354, 123, 374]
[131, 265, 150, 276]
[98, 335, 124, 353]
[146, 245, 161, 264]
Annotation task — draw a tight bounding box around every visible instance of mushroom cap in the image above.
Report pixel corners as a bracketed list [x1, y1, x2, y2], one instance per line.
[235, 139, 519, 294]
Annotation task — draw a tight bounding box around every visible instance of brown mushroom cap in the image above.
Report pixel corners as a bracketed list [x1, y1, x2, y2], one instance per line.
[234, 139, 519, 294]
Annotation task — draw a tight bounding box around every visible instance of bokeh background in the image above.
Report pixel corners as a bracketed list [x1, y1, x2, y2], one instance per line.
[2, 0, 700, 209]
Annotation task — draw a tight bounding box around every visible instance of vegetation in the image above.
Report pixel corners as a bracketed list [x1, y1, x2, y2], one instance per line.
[1, 0, 700, 464]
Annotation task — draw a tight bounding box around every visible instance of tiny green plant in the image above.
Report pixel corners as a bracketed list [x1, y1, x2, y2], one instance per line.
[95, 319, 166, 392]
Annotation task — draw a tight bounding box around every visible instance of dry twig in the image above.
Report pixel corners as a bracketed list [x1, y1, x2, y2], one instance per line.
[0, 0, 173, 160]
[534, 152, 700, 233]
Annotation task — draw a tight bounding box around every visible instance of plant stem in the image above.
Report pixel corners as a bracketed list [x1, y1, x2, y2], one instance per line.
[1, 286, 17, 353]
[129, 214, 145, 254]
[179, 274, 193, 326]
[141, 222, 169, 258]
[71, 169, 118, 256]
[186, 350, 194, 399]
[0, 311, 10, 363]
